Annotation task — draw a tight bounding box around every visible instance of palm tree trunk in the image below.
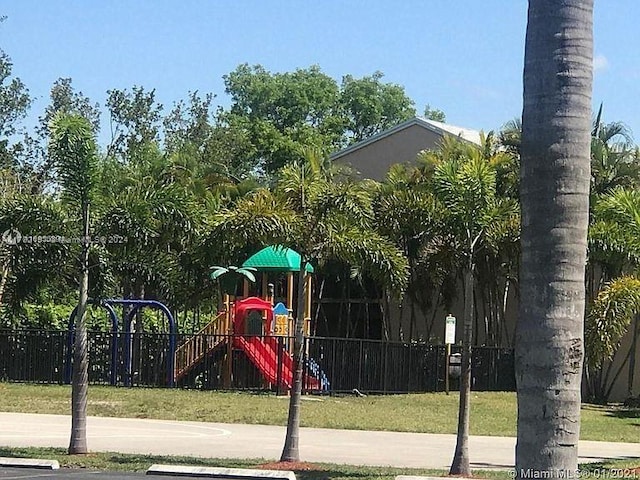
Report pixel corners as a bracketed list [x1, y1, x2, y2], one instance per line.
[627, 314, 639, 398]
[280, 259, 307, 462]
[516, 1, 593, 475]
[0, 254, 10, 310]
[450, 256, 474, 476]
[69, 204, 90, 454]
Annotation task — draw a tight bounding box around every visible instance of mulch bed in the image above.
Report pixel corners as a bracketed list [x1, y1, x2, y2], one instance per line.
[256, 461, 325, 471]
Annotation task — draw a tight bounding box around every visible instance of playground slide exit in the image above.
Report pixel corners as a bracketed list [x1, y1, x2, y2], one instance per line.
[233, 336, 322, 391]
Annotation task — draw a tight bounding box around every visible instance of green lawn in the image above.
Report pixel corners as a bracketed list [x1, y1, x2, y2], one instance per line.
[0, 446, 511, 480]
[1, 383, 639, 443]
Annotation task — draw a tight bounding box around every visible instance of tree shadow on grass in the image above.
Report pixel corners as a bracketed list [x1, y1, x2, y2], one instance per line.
[604, 408, 640, 419]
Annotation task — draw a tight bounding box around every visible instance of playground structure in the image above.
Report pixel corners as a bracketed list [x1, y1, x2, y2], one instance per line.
[174, 246, 327, 391]
[63, 246, 328, 392]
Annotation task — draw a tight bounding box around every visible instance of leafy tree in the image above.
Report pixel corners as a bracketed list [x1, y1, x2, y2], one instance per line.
[106, 86, 162, 161]
[163, 91, 216, 155]
[220, 64, 417, 173]
[424, 104, 446, 123]
[19, 78, 99, 193]
[340, 71, 415, 142]
[40, 78, 101, 134]
[49, 112, 99, 454]
[221, 64, 341, 173]
[516, 1, 593, 476]
[164, 91, 260, 181]
[0, 39, 31, 180]
[0, 51, 30, 140]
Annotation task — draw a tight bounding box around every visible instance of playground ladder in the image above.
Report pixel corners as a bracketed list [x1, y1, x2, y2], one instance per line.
[174, 311, 227, 380]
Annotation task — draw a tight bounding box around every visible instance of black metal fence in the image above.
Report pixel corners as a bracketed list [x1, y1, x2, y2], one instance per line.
[0, 330, 515, 393]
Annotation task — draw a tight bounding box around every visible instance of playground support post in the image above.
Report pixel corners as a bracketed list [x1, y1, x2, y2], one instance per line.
[223, 294, 233, 388]
[287, 273, 294, 313]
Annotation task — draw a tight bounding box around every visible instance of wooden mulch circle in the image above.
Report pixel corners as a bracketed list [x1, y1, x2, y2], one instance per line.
[255, 461, 324, 471]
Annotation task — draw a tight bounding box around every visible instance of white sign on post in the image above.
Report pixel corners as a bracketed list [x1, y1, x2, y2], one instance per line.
[445, 314, 456, 345]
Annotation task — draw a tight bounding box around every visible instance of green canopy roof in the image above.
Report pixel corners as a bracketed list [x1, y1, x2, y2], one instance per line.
[242, 246, 314, 273]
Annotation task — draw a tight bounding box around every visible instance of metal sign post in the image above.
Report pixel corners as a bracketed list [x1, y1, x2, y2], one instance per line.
[445, 314, 456, 395]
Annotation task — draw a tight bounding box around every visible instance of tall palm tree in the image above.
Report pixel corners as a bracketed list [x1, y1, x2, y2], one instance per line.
[590, 109, 639, 197]
[373, 166, 445, 341]
[95, 146, 207, 307]
[276, 150, 408, 462]
[585, 187, 640, 402]
[426, 138, 518, 476]
[0, 196, 70, 314]
[49, 112, 99, 454]
[584, 276, 640, 402]
[516, 1, 593, 475]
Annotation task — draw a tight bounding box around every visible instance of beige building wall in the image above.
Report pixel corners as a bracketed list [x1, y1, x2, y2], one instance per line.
[335, 124, 443, 180]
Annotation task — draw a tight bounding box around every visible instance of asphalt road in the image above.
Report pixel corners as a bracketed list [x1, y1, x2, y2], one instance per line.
[0, 412, 638, 470]
[0, 467, 141, 479]
[0, 467, 204, 479]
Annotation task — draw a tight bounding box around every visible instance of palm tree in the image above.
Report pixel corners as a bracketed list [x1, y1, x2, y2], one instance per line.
[590, 107, 639, 197]
[424, 137, 518, 476]
[585, 187, 640, 402]
[0, 196, 70, 314]
[516, 1, 593, 475]
[95, 146, 208, 308]
[276, 149, 408, 462]
[49, 112, 99, 454]
[584, 276, 640, 402]
[373, 166, 445, 341]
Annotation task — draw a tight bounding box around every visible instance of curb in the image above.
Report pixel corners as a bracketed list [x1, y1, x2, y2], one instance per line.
[0, 456, 60, 469]
[146, 464, 296, 479]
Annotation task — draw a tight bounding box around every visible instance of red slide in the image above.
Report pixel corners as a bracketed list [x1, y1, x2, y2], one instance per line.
[234, 336, 322, 391]
[263, 336, 321, 390]
[234, 336, 292, 390]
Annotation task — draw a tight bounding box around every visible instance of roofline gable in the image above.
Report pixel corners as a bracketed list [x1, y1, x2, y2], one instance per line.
[330, 116, 482, 161]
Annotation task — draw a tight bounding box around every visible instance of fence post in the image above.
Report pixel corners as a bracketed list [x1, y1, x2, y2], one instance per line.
[382, 341, 388, 394]
[358, 339, 363, 391]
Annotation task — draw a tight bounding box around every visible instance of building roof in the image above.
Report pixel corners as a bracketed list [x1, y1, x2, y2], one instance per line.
[331, 116, 482, 161]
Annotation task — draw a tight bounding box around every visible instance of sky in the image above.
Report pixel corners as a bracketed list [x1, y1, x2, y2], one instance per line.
[2, 1, 639, 147]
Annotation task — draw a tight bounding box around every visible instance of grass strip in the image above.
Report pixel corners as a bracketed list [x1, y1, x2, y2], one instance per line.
[0, 384, 638, 443]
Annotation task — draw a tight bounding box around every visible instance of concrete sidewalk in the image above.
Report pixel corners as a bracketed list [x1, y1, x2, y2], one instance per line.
[0, 412, 637, 469]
